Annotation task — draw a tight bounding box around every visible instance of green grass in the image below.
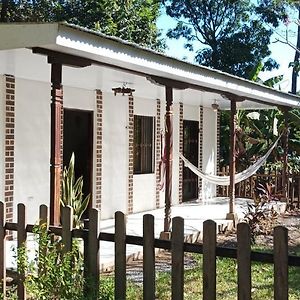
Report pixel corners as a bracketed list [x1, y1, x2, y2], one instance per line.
[152, 255, 300, 300]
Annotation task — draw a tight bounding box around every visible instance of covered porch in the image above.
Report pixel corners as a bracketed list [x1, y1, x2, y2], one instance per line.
[0, 23, 299, 232]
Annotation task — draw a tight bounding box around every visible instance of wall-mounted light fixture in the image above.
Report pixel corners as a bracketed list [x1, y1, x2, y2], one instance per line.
[112, 83, 135, 96]
[211, 100, 219, 112]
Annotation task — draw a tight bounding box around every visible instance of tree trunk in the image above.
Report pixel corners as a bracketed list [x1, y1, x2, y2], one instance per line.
[0, 0, 9, 22]
[291, 6, 300, 94]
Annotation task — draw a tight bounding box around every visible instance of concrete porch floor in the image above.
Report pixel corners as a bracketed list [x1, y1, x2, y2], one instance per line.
[98, 197, 251, 270]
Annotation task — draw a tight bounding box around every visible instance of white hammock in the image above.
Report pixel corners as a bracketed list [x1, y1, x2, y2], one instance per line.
[179, 135, 281, 186]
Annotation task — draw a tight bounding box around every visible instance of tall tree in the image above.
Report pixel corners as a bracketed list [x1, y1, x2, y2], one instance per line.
[163, 0, 285, 77]
[0, 0, 164, 50]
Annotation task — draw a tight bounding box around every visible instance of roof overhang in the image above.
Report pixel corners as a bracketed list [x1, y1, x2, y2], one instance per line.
[0, 22, 299, 109]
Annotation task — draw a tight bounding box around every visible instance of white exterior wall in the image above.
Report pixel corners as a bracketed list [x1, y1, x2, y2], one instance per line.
[202, 107, 217, 199]
[183, 104, 199, 121]
[133, 97, 156, 213]
[101, 92, 128, 219]
[0, 76, 5, 204]
[9, 75, 218, 223]
[14, 78, 50, 222]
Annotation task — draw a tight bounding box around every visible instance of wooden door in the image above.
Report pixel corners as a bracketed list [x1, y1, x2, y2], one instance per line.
[183, 120, 199, 201]
[63, 109, 93, 217]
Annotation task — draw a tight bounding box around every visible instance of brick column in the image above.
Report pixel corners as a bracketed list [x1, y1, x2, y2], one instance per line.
[198, 106, 204, 199]
[95, 90, 103, 210]
[178, 102, 184, 203]
[4, 75, 15, 223]
[216, 109, 221, 180]
[128, 95, 134, 214]
[155, 99, 161, 209]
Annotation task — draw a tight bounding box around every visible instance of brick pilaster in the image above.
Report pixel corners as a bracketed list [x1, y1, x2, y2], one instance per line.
[216, 109, 221, 196]
[95, 90, 103, 210]
[155, 99, 161, 208]
[4, 75, 15, 222]
[128, 95, 134, 214]
[198, 106, 203, 199]
[216, 109, 221, 176]
[178, 102, 184, 203]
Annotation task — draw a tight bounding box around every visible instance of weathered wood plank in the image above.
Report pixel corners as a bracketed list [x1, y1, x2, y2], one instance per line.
[0, 202, 6, 299]
[237, 222, 251, 300]
[172, 217, 184, 300]
[115, 211, 126, 300]
[38, 205, 48, 276]
[143, 214, 155, 300]
[274, 226, 288, 300]
[17, 203, 27, 300]
[39, 205, 48, 228]
[203, 219, 216, 300]
[61, 206, 73, 253]
[87, 208, 100, 297]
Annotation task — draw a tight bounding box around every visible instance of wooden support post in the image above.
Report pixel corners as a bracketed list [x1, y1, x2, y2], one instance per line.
[282, 107, 289, 205]
[161, 86, 173, 237]
[50, 63, 63, 226]
[227, 100, 237, 221]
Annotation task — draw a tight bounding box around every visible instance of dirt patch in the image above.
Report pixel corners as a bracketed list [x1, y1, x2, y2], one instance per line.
[217, 209, 300, 252]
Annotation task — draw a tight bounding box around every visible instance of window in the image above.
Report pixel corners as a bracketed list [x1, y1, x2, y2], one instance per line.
[134, 115, 154, 174]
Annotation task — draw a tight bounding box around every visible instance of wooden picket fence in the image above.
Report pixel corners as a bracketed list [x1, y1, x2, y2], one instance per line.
[1, 202, 300, 300]
[217, 166, 300, 207]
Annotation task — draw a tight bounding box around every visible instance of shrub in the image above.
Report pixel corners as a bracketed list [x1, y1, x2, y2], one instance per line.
[61, 153, 90, 228]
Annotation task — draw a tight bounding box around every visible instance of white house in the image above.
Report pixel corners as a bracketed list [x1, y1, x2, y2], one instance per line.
[0, 23, 299, 227]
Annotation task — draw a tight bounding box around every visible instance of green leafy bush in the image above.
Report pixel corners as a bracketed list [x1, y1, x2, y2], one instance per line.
[20, 225, 85, 300]
[61, 153, 90, 228]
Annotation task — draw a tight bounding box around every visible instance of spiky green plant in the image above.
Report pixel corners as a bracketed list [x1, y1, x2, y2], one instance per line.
[61, 153, 90, 228]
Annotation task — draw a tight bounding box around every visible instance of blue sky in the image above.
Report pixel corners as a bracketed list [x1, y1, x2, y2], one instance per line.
[157, 10, 298, 92]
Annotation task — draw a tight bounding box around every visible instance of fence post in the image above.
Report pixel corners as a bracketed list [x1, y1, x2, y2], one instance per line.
[203, 220, 216, 300]
[0, 202, 6, 299]
[171, 217, 184, 300]
[298, 177, 300, 208]
[143, 214, 155, 300]
[115, 211, 126, 300]
[17, 203, 27, 300]
[39, 205, 48, 227]
[61, 206, 73, 253]
[87, 208, 100, 297]
[237, 222, 251, 300]
[274, 226, 288, 300]
[38, 205, 48, 276]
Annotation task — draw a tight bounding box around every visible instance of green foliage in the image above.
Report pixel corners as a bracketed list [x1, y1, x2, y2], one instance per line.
[220, 107, 300, 172]
[4, 224, 123, 299]
[163, 0, 284, 77]
[61, 153, 90, 228]
[243, 187, 279, 244]
[0, 0, 165, 51]
[0, 286, 18, 300]
[19, 225, 85, 300]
